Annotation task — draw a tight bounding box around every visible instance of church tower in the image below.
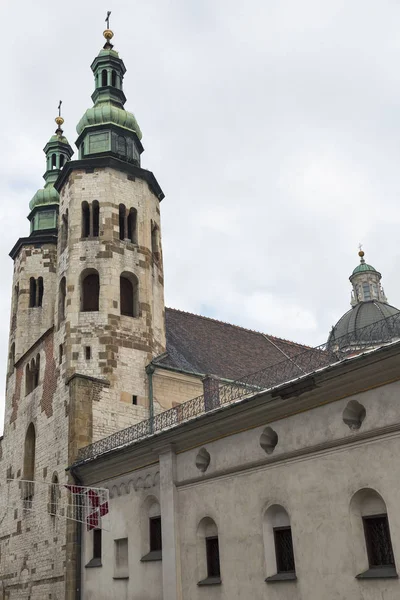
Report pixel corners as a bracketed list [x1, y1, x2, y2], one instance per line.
[0, 24, 165, 600]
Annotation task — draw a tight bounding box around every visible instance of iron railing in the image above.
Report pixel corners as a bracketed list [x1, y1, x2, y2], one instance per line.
[77, 312, 400, 462]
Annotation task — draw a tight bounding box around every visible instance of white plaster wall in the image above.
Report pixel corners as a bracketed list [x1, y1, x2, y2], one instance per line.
[82, 467, 162, 600]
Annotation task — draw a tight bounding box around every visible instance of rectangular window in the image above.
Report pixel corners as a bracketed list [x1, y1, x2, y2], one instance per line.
[149, 516, 162, 552]
[114, 538, 129, 578]
[362, 282, 371, 300]
[85, 346, 91, 360]
[132, 395, 138, 405]
[93, 529, 102, 560]
[274, 527, 295, 573]
[363, 515, 395, 567]
[206, 536, 221, 578]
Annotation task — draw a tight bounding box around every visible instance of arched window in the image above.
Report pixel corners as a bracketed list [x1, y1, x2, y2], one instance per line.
[127, 208, 137, 243]
[60, 154, 65, 168]
[263, 505, 296, 581]
[23, 423, 36, 502]
[13, 283, 19, 314]
[51, 153, 57, 169]
[101, 69, 107, 87]
[197, 517, 221, 585]
[92, 200, 100, 237]
[26, 355, 40, 395]
[82, 202, 90, 238]
[49, 473, 59, 516]
[81, 270, 100, 312]
[58, 277, 66, 324]
[9, 342, 15, 374]
[111, 70, 117, 87]
[37, 277, 44, 307]
[350, 489, 396, 578]
[151, 222, 160, 261]
[120, 273, 138, 317]
[60, 209, 68, 252]
[119, 204, 126, 240]
[140, 496, 162, 561]
[29, 277, 36, 308]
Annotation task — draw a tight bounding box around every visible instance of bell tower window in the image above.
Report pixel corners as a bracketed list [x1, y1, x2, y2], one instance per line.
[81, 270, 100, 312]
[101, 69, 107, 87]
[51, 153, 57, 169]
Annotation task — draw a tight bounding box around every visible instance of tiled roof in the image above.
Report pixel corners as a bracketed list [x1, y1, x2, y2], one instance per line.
[153, 308, 309, 381]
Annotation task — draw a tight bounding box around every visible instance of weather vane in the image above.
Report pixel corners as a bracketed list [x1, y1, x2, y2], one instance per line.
[105, 11, 111, 29]
[58, 100, 62, 118]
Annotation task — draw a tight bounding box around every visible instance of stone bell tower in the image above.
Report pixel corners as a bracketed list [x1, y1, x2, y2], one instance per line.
[55, 25, 166, 462]
[0, 24, 166, 600]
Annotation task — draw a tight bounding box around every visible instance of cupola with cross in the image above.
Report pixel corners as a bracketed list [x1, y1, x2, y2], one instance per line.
[28, 108, 73, 233]
[75, 20, 143, 165]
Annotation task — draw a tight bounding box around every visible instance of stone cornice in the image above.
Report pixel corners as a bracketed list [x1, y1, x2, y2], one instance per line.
[54, 156, 164, 201]
[9, 232, 58, 260]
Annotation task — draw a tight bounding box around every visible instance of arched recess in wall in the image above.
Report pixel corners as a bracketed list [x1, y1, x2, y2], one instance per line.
[263, 504, 296, 581]
[23, 423, 36, 500]
[58, 277, 66, 325]
[29, 277, 36, 308]
[49, 472, 59, 516]
[37, 277, 44, 307]
[151, 222, 160, 260]
[128, 208, 137, 243]
[120, 272, 138, 317]
[111, 69, 117, 87]
[8, 342, 15, 374]
[60, 209, 68, 252]
[350, 488, 396, 577]
[101, 69, 107, 86]
[140, 495, 162, 560]
[197, 516, 221, 584]
[92, 201, 100, 237]
[81, 269, 100, 312]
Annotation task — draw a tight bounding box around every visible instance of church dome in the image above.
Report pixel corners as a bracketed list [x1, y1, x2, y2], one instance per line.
[29, 185, 59, 210]
[328, 301, 400, 347]
[76, 102, 142, 139]
[327, 250, 400, 351]
[352, 262, 377, 275]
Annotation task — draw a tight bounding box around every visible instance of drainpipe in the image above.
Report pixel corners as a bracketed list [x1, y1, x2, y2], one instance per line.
[146, 364, 155, 433]
[68, 465, 83, 600]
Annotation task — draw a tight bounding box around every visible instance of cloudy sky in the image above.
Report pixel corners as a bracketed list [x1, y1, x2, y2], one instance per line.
[1, 0, 400, 430]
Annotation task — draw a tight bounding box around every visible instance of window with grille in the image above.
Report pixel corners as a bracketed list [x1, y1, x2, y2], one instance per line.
[206, 536, 221, 578]
[150, 516, 162, 552]
[363, 515, 395, 568]
[273, 527, 295, 573]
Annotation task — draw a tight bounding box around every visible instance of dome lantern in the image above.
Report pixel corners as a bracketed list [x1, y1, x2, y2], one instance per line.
[29, 107, 73, 234]
[75, 23, 143, 166]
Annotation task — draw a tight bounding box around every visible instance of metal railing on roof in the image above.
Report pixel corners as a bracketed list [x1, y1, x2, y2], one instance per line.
[76, 312, 400, 462]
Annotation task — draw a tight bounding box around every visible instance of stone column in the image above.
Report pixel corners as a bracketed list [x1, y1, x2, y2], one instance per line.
[159, 446, 182, 600]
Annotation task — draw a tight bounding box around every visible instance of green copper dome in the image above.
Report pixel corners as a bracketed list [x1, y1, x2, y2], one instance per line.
[29, 185, 59, 211]
[76, 102, 142, 139]
[352, 262, 376, 275]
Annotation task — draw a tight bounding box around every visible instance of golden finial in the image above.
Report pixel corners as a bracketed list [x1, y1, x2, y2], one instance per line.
[358, 243, 365, 261]
[55, 101, 64, 134]
[103, 11, 114, 47]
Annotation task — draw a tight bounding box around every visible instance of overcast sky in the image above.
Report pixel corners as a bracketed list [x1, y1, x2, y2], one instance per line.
[1, 0, 400, 431]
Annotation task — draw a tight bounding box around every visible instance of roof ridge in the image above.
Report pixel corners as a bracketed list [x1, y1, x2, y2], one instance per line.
[165, 306, 307, 348]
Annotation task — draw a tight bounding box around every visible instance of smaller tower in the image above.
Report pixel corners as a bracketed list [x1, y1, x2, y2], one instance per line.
[350, 250, 387, 305]
[28, 112, 73, 234]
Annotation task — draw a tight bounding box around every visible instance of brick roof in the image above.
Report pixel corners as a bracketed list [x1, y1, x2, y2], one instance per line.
[153, 308, 310, 381]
